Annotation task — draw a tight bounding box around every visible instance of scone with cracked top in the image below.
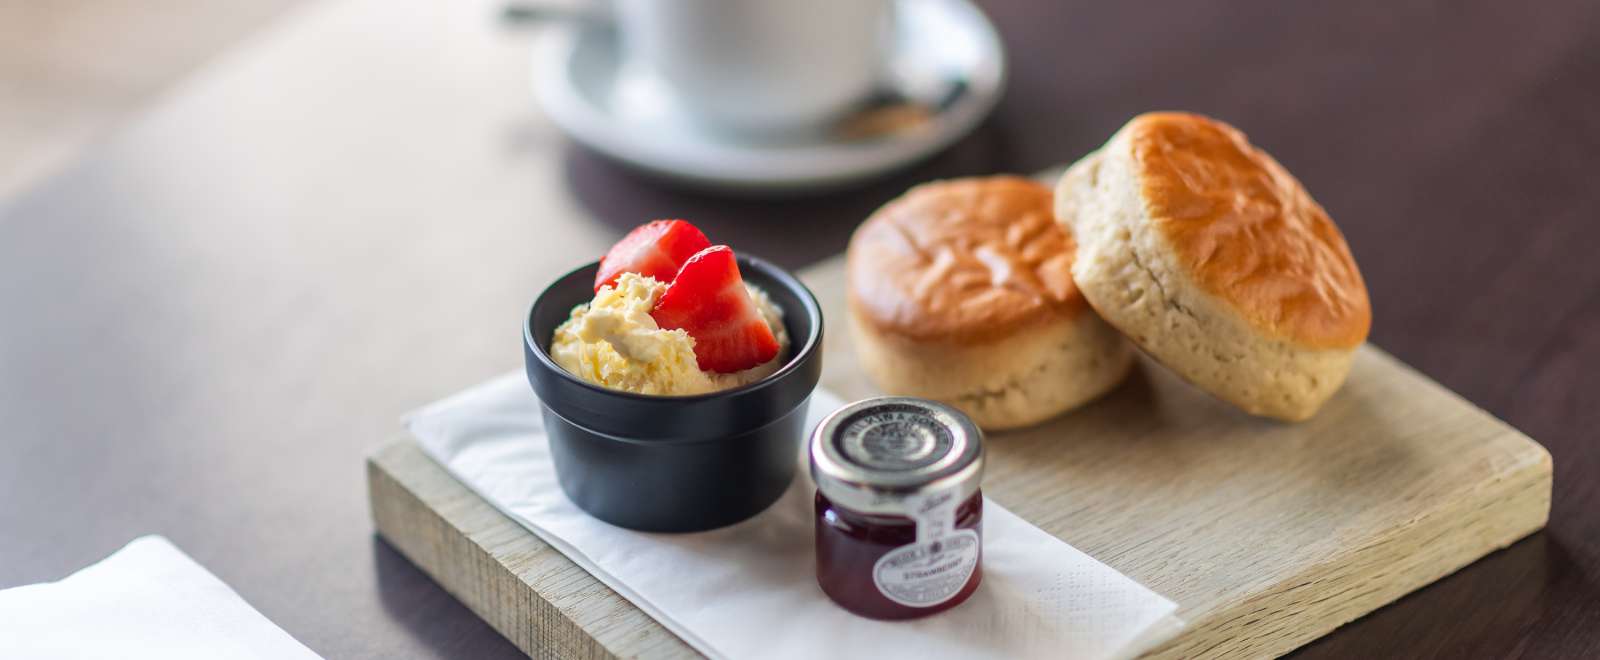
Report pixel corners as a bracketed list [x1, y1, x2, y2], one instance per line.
[1055, 112, 1371, 421]
[848, 176, 1133, 430]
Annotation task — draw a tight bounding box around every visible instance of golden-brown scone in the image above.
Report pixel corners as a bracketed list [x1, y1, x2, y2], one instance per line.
[848, 176, 1133, 430]
[1055, 112, 1371, 421]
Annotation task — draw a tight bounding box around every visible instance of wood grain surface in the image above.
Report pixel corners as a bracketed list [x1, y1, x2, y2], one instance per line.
[369, 256, 1551, 659]
[1, 0, 1597, 658]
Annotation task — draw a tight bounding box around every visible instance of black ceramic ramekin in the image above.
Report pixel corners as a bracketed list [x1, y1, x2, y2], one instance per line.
[523, 254, 823, 532]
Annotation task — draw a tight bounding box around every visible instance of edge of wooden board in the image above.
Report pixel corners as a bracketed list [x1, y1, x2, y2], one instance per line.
[368, 429, 1549, 660]
[1147, 434, 1550, 658]
[367, 441, 695, 659]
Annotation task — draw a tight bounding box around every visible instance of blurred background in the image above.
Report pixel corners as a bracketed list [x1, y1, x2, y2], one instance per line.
[0, 0, 304, 198]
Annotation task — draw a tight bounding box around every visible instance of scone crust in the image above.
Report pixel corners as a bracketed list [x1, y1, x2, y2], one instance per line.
[1057, 136, 1360, 421]
[849, 311, 1133, 430]
[1122, 112, 1370, 349]
[848, 176, 1090, 345]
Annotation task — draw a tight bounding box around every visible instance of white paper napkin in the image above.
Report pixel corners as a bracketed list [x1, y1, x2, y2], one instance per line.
[406, 373, 1182, 660]
[0, 536, 321, 660]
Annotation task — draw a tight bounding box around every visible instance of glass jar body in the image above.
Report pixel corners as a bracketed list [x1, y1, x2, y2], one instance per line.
[814, 489, 983, 619]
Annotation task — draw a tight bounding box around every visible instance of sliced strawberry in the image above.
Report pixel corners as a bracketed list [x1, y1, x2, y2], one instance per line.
[593, 219, 712, 292]
[651, 246, 781, 373]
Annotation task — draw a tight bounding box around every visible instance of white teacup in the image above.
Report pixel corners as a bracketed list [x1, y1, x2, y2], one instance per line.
[615, 0, 892, 136]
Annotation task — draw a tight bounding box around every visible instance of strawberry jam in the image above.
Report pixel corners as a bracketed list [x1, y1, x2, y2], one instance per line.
[815, 490, 983, 619]
[810, 398, 985, 620]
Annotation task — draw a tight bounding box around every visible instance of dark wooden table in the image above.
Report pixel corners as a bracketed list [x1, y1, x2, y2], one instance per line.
[2, 0, 1596, 657]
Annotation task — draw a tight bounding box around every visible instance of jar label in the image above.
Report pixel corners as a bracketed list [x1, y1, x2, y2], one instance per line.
[872, 491, 979, 608]
[872, 529, 980, 607]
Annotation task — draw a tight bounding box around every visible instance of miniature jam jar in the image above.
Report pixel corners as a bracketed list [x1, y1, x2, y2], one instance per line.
[810, 397, 985, 620]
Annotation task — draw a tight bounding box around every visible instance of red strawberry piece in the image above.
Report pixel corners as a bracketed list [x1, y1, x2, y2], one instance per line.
[593, 219, 712, 292]
[651, 245, 781, 373]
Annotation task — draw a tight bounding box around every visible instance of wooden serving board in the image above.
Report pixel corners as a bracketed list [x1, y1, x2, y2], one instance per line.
[367, 256, 1551, 659]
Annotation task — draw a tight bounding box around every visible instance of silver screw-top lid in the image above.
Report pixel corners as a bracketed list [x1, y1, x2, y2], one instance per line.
[810, 397, 984, 516]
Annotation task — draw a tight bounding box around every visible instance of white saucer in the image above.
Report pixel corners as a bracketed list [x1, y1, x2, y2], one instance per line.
[532, 0, 1006, 192]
